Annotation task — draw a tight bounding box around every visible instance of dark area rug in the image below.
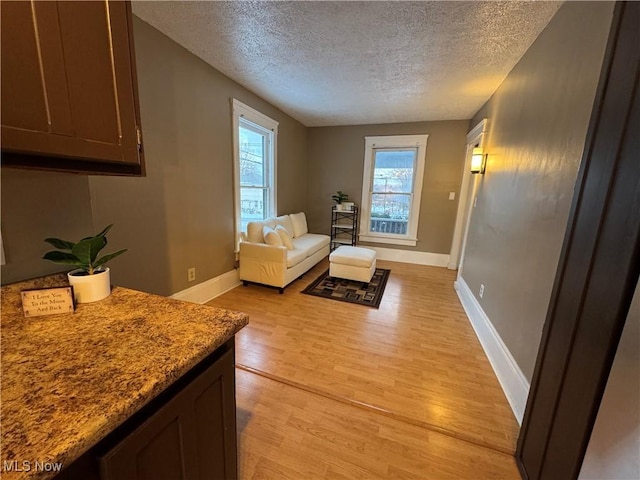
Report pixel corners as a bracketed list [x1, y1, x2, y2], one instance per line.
[301, 268, 390, 308]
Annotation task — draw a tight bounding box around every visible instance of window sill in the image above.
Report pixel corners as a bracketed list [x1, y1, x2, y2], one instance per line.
[359, 234, 417, 247]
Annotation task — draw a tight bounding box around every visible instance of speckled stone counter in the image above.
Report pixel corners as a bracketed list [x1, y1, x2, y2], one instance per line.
[1, 274, 249, 480]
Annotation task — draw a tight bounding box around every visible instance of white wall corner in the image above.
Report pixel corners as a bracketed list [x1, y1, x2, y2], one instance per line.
[454, 277, 530, 424]
[171, 269, 241, 305]
[366, 246, 449, 267]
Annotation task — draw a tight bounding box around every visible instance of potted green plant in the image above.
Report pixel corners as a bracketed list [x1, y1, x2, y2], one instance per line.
[43, 224, 127, 303]
[332, 191, 349, 211]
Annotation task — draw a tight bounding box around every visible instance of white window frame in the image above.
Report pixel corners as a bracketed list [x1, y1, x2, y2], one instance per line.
[232, 99, 278, 244]
[359, 134, 428, 247]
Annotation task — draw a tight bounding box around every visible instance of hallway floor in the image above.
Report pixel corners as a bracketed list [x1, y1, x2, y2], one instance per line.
[208, 259, 520, 479]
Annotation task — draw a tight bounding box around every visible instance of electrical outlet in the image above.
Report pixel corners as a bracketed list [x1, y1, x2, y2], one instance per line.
[449, 192, 455, 200]
[473, 196, 478, 208]
[188, 267, 196, 282]
[479, 284, 485, 298]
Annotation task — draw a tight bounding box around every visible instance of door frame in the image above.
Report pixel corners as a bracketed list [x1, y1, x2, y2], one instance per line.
[449, 118, 486, 274]
[516, 3, 640, 478]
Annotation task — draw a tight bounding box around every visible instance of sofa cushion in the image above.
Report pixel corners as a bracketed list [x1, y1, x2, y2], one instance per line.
[247, 218, 276, 243]
[290, 212, 308, 238]
[275, 225, 293, 250]
[263, 226, 283, 246]
[275, 215, 295, 237]
[286, 248, 307, 268]
[292, 233, 330, 257]
[330, 245, 376, 268]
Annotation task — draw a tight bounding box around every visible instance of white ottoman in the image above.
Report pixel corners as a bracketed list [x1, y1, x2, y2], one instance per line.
[329, 246, 377, 283]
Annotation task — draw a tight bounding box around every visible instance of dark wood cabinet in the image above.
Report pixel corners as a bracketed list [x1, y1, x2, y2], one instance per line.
[56, 340, 238, 480]
[1, 1, 144, 176]
[100, 347, 237, 480]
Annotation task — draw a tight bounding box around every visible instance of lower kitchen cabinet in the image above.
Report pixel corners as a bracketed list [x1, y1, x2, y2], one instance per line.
[100, 347, 237, 480]
[57, 340, 238, 480]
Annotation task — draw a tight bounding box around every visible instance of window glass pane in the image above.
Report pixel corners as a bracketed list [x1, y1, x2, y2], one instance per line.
[233, 101, 278, 240]
[240, 186, 268, 227]
[370, 193, 410, 235]
[372, 149, 415, 193]
[239, 122, 271, 225]
[239, 125, 266, 186]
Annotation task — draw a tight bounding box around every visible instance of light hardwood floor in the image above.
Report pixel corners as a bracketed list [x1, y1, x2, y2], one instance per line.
[208, 259, 521, 479]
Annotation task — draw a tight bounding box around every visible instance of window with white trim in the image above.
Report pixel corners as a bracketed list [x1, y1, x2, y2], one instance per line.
[359, 135, 428, 247]
[232, 99, 278, 237]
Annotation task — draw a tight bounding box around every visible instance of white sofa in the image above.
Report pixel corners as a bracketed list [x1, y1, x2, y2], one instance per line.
[239, 212, 329, 293]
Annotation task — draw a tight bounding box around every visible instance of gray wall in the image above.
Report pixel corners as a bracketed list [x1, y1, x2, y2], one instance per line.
[89, 17, 307, 295]
[307, 121, 468, 254]
[580, 281, 640, 480]
[461, 1, 614, 380]
[0, 169, 94, 284]
[1, 17, 308, 295]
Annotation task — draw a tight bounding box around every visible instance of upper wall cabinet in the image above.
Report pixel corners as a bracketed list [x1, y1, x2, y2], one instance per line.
[1, 1, 145, 176]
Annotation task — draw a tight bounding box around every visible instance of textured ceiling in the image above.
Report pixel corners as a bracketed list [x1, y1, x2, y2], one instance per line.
[132, 1, 562, 127]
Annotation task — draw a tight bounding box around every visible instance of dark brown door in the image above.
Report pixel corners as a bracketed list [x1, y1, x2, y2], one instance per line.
[516, 2, 640, 479]
[0, 2, 71, 137]
[99, 349, 238, 480]
[1, 1, 143, 172]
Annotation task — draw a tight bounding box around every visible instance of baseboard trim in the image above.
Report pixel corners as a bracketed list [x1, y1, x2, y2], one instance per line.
[365, 246, 450, 267]
[171, 269, 240, 304]
[454, 277, 530, 424]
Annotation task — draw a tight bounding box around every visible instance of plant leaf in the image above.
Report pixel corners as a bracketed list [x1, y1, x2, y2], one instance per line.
[44, 238, 75, 250]
[93, 249, 128, 269]
[80, 225, 113, 242]
[42, 251, 83, 266]
[72, 236, 106, 266]
[96, 224, 113, 238]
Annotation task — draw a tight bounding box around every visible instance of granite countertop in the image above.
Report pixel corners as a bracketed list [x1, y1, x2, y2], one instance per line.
[0, 274, 249, 480]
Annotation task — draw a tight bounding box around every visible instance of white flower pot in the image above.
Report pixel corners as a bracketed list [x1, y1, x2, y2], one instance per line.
[335, 204, 343, 211]
[68, 267, 111, 303]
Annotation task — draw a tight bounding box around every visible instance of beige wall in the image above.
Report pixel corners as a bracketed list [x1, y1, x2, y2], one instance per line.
[1, 17, 308, 295]
[307, 121, 468, 254]
[461, 1, 614, 380]
[0, 169, 94, 284]
[580, 281, 640, 480]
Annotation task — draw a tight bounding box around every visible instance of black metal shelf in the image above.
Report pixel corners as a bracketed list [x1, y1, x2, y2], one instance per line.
[330, 206, 358, 251]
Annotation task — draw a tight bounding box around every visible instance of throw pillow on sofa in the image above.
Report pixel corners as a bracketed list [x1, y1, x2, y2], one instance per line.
[290, 212, 308, 237]
[263, 226, 283, 246]
[247, 218, 276, 243]
[275, 215, 295, 237]
[275, 225, 294, 249]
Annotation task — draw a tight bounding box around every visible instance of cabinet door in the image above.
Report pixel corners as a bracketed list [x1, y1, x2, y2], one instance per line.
[1, 1, 144, 175]
[99, 349, 238, 480]
[0, 2, 71, 136]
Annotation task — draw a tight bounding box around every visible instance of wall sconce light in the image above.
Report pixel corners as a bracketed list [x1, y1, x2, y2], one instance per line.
[470, 147, 487, 174]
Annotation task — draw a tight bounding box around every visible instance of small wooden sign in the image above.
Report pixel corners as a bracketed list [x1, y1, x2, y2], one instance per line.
[21, 287, 75, 317]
